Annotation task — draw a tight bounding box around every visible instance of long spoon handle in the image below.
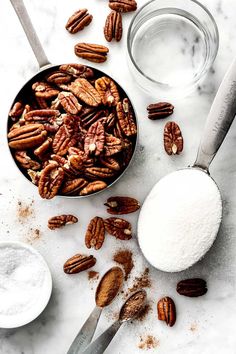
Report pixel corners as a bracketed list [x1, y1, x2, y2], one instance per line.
[194, 58, 236, 171]
[9, 0, 50, 68]
[82, 321, 122, 354]
[67, 306, 102, 354]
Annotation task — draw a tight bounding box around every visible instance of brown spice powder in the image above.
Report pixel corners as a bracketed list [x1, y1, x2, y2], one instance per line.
[136, 303, 151, 322]
[26, 228, 41, 244]
[113, 249, 134, 280]
[88, 271, 99, 281]
[17, 200, 34, 223]
[120, 290, 146, 321]
[96, 267, 123, 307]
[128, 268, 151, 294]
[138, 335, 159, 350]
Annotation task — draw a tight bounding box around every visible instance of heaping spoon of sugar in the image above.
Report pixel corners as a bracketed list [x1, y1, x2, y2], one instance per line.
[138, 57, 236, 272]
[82, 289, 147, 354]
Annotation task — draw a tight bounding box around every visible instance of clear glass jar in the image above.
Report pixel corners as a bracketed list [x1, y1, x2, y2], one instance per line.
[127, 0, 219, 98]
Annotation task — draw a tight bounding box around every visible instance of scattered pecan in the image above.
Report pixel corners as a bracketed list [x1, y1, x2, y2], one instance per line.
[61, 178, 88, 196]
[85, 216, 105, 250]
[157, 297, 176, 327]
[32, 82, 59, 99]
[84, 121, 105, 156]
[104, 217, 132, 240]
[147, 102, 174, 120]
[48, 214, 78, 230]
[38, 161, 64, 199]
[116, 98, 137, 136]
[34, 137, 52, 160]
[64, 254, 96, 274]
[58, 91, 82, 115]
[74, 43, 109, 63]
[99, 156, 120, 171]
[104, 133, 122, 156]
[164, 121, 183, 155]
[95, 76, 120, 106]
[15, 151, 41, 170]
[109, 0, 137, 13]
[69, 78, 101, 106]
[9, 102, 24, 120]
[104, 11, 122, 42]
[105, 196, 140, 214]
[59, 63, 94, 79]
[66, 8, 93, 34]
[79, 180, 107, 195]
[8, 124, 47, 150]
[176, 278, 207, 297]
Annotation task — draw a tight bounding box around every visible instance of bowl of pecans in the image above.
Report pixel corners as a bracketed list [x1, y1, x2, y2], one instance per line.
[7, 63, 138, 199]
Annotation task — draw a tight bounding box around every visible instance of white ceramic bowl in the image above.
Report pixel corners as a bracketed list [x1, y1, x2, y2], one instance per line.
[0, 241, 52, 328]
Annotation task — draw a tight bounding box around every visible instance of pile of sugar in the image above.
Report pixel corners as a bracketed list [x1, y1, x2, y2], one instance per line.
[0, 246, 47, 316]
[138, 169, 222, 272]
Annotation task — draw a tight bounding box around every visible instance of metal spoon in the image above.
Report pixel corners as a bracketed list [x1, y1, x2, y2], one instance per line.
[67, 267, 123, 354]
[82, 289, 147, 354]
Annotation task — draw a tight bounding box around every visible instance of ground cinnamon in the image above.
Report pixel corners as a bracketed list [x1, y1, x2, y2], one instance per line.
[96, 267, 123, 307]
[88, 271, 99, 281]
[138, 335, 159, 350]
[128, 268, 151, 294]
[113, 249, 134, 280]
[120, 290, 146, 321]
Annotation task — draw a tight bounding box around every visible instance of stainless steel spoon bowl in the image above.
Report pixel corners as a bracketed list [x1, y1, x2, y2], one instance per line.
[7, 0, 138, 199]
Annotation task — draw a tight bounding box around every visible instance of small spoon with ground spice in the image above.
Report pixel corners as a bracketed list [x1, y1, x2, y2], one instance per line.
[82, 290, 147, 354]
[67, 267, 124, 354]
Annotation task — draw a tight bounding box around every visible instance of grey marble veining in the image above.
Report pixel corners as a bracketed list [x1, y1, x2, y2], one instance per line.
[1, 0, 236, 353]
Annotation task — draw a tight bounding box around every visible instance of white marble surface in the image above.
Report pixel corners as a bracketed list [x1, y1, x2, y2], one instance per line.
[1, 0, 236, 353]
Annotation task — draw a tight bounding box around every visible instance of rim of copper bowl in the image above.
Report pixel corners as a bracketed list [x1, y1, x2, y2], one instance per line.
[6, 64, 139, 199]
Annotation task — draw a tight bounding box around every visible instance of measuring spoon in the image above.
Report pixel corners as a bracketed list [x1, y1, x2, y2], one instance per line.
[138, 57, 236, 272]
[82, 289, 147, 354]
[67, 267, 123, 354]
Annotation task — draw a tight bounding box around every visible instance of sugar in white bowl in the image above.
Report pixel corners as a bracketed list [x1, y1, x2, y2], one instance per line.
[138, 168, 222, 272]
[0, 242, 52, 328]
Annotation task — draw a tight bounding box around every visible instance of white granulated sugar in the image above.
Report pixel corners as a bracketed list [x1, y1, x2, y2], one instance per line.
[138, 168, 222, 272]
[0, 245, 47, 316]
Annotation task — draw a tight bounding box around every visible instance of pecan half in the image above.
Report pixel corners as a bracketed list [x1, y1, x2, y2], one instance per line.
[66, 9, 93, 34]
[79, 180, 107, 195]
[61, 178, 88, 195]
[84, 121, 105, 156]
[58, 92, 82, 115]
[32, 82, 59, 99]
[147, 102, 174, 120]
[80, 108, 108, 129]
[116, 98, 137, 136]
[176, 278, 207, 297]
[104, 133, 122, 156]
[46, 71, 72, 85]
[69, 78, 101, 106]
[99, 156, 120, 171]
[64, 254, 96, 274]
[104, 11, 122, 42]
[27, 169, 41, 185]
[85, 216, 105, 250]
[157, 297, 176, 327]
[52, 115, 78, 156]
[9, 102, 24, 120]
[8, 124, 47, 150]
[95, 77, 120, 106]
[24, 109, 60, 124]
[105, 196, 140, 215]
[85, 167, 115, 179]
[59, 63, 94, 79]
[15, 151, 41, 170]
[38, 161, 64, 199]
[34, 137, 52, 160]
[74, 43, 109, 63]
[48, 214, 78, 230]
[104, 217, 132, 240]
[109, 0, 137, 13]
[164, 121, 183, 155]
